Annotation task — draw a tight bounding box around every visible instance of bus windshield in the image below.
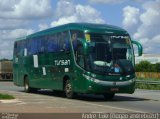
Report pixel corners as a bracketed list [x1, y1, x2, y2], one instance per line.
[87, 33, 135, 75]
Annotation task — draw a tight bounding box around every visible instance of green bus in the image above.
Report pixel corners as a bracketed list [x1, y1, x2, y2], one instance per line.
[13, 23, 142, 99]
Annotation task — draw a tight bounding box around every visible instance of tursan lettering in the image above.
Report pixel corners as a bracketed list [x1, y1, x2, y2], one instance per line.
[54, 60, 70, 66]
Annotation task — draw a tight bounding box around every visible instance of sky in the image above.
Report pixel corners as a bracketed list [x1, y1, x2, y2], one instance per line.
[0, 0, 160, 59]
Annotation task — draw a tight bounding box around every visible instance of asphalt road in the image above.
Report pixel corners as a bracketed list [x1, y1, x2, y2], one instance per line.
[0, 81, 160, 113]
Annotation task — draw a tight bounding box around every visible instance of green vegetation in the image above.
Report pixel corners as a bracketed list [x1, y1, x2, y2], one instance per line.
[0, 93, 15, 100]
[135, 78, 160, 90]
[135, 61, 160, 90]
[136, 83, 160, 90]
[0, 58, 13, 62]
[135, 61, 160, 72]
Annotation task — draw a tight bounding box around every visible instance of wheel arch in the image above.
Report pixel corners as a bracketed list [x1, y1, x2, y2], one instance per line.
[63, 75, 70, 90]
[23, 74, 28, 86]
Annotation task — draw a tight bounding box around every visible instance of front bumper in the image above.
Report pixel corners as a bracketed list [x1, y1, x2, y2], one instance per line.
[83, 74, 135, 94]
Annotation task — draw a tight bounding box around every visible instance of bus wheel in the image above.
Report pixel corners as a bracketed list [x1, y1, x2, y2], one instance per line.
[103, 93, 115, 100]
[24, 78, 33, 93]
[64, 80, 75, 99]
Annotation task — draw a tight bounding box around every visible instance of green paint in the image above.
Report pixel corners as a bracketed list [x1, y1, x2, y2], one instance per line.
[13, 23, 142, 95]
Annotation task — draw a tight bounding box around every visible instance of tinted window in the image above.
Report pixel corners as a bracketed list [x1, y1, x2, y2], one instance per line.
[45, 31, 70, 52]
[57, 31, 70, 52]
[28, 39, 39, 55]
[70, 30, 84, 50]
[14, 40, 26, 56]
[14, 42, 18, 56]
[37, 37, 45, 53]
[26, 37, 43, 55]
[22, 31, 70, 55]
[46, 34, 59, 52]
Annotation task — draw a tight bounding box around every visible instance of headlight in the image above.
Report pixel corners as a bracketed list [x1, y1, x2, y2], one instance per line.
[129, 78, 135, 83]
[83, 74, 98, 82]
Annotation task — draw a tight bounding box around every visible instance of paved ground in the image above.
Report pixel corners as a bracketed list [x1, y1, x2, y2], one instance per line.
[0, 81, 160, 113]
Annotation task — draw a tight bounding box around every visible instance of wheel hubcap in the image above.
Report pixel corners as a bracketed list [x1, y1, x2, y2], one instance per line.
[66, 82, 72, 96]
[25, 82, 28, 91]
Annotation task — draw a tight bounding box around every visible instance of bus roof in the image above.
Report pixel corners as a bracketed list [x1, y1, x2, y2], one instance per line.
[17, 23, 128, 41]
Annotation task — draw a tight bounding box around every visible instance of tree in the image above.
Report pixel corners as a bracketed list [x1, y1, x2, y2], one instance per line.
[135, 61, 152, 72]
[135, 61, 160, 72]
[155, 63, 160, 72]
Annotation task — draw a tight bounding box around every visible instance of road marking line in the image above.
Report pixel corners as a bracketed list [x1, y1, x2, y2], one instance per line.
[0, 99, 22, 104]
[78, 101, 146, 113]
[0, 90, 148, 113]
[56, 98, 147, 113]
[15, 102, 27, 105]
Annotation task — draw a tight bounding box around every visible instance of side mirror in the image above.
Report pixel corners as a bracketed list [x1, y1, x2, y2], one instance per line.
[131, 40, 143, 56]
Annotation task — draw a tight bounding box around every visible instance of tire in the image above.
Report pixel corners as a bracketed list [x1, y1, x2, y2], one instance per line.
[24, 78, 36, 93]
[64, 80, 75, 99]
[103, 93, 115, 100]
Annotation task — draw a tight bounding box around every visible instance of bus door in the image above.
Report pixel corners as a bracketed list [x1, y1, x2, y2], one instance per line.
[73, 40, 86, 91]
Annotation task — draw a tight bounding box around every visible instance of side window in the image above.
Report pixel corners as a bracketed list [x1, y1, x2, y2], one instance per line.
[70, 30, 85, 68]
[22, 40, 27, 56]
[32, 39, 38, 54]
[15, 40, 25, 57]
[25, 31, 70, 54]
[57, 31, 69, 52]
[46, 34, 59, 52]
[14, 42, 18, 56]
[27, 39, 32, 55]
[27, 37, 46, 55]
[37, 37, 45, 53]
[27, 39, 38, 55]
[77, 44, 85, 68]
[70, 30, 84, 50]
[57, 32, 64, 51]
[45, 31, 70, 53]
[61, 31, 70, 51]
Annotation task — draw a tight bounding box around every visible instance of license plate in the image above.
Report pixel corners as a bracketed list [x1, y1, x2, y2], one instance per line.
[110, 88, 119, 92]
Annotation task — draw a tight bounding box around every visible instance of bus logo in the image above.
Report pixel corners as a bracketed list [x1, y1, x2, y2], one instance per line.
[54, 60, 70, 66]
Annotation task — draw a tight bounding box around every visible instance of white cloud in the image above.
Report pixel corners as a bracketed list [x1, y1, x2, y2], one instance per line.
[1, 29, 34, 40]
[51, 1, 105, 27]
[123, 0, 160, 54]
[152, 35, 160, 44]
[0, 29, 34, 59]
[140, 1, 160, 26]
[0, 0, 53, 59]
[0, 0, 53, 19]
[133, 1, 160, 39]
[123, 6, 140, 30]
[39, 24, 49, 31]
[56, 0, 75, 17]
[89, 0, 124, 4]
[51, 16, 77, 27]
[0, 19, 29, 30]
[0, 0, 17, 11]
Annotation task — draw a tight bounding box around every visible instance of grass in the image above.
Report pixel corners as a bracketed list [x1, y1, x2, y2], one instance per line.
[136, 77, 160, 90]
[137, 77, 160, 81]
[136, 83, 160, 90]
[0, 93, 15, 100]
